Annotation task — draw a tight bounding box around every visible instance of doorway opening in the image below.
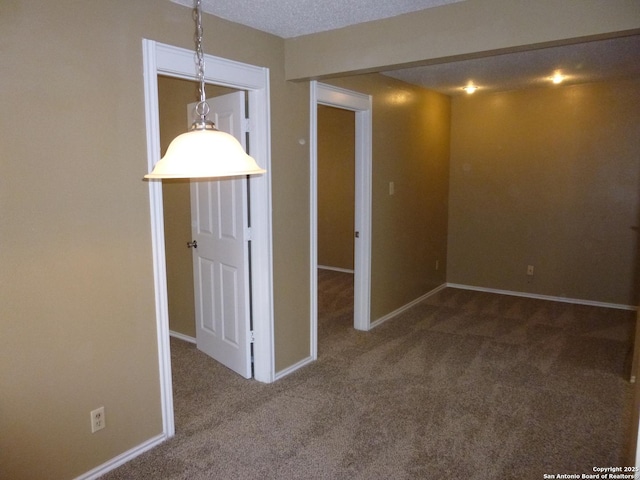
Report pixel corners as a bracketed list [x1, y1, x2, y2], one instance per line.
[316, 105, 356, 347]
[143, 40, 274, 439]
[309, 81, 373, 360]
[159, 77, 254, 378]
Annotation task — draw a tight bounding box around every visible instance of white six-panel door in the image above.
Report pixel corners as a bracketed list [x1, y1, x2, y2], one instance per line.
[189, 92, 252, 378]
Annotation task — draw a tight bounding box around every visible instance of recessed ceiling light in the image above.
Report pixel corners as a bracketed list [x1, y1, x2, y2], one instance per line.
[462, 84, 478, 94]
[550, 72, 565, 84]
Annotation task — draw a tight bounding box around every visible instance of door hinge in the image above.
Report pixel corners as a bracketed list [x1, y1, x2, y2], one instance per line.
[243, 118, 251, 134]
[250, 330, 255, 344]
[245, 226, 252, 241]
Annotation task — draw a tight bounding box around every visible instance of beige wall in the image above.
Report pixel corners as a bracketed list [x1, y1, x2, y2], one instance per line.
[158, 76, 197, 338]
[270, 83, 311, 373]
[324, 74, 451, 320]
[317, 105, 356, 270]
[0, 0, 309, 478]
[447, 79, 640, 305]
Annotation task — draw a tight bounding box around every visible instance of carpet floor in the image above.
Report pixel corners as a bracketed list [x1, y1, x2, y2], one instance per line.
[102, 270, 636, 479]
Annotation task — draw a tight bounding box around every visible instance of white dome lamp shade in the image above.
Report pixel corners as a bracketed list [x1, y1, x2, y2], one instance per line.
[145, 120, 266, 179]
[144, 0, 265, 180]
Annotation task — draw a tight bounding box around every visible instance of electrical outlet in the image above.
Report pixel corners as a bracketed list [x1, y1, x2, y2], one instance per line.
[527, 265, 534, 276]
[435, 260, 439, 270]
[91, 406, 105, 433]
[389, 181, 395, 196]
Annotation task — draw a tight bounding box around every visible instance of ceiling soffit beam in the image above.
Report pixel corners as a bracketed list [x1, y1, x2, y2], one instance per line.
[284, 0, 640, 81]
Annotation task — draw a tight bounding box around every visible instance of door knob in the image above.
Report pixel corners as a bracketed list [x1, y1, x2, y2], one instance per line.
[187, 240, 198, 249]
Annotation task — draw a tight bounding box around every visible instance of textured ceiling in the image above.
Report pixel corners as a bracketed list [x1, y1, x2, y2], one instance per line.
[170, 0, 466, 38]
[384, 35, 640, 95]
[169, 0, 640, 95]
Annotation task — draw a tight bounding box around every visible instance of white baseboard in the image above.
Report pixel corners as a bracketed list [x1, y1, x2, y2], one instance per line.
[318, 265, 355, 274]
[446, 283, 637, 311]
[274, 355, 315, 380]
[74, 433, 166, 480]
[169, 330, 196, 344]
[369, 283, 448, 330]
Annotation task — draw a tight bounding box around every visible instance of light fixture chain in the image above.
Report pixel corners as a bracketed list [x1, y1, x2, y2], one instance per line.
[194, 0, 207, 108]
[145, 0, 266, 179]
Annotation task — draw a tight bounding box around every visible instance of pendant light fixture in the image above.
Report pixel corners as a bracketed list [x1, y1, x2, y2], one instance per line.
[145, 0, 266, 179]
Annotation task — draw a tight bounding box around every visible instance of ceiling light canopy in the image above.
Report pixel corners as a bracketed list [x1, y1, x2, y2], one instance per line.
[145, 0, 265, 180]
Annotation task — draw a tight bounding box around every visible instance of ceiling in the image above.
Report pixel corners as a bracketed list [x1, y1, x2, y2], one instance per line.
[171, 0, 467, 38]
[384, 35, 640, 96]
[170, 0, 640, 96]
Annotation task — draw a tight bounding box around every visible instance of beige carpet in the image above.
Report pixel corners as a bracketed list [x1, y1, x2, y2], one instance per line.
[102, 270, 635, 479]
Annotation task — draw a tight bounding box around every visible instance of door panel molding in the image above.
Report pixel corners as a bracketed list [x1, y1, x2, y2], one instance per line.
[190, 92, 251, 379]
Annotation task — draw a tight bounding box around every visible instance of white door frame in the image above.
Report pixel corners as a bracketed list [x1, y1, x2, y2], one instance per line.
[143, 40, 274, 439]
[310, 81, 372, 359]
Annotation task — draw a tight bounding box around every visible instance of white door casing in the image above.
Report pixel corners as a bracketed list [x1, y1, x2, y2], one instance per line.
[309, 81, 373, 360]
[189, 93, 252, 379]
[143, 40, 274, 441]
